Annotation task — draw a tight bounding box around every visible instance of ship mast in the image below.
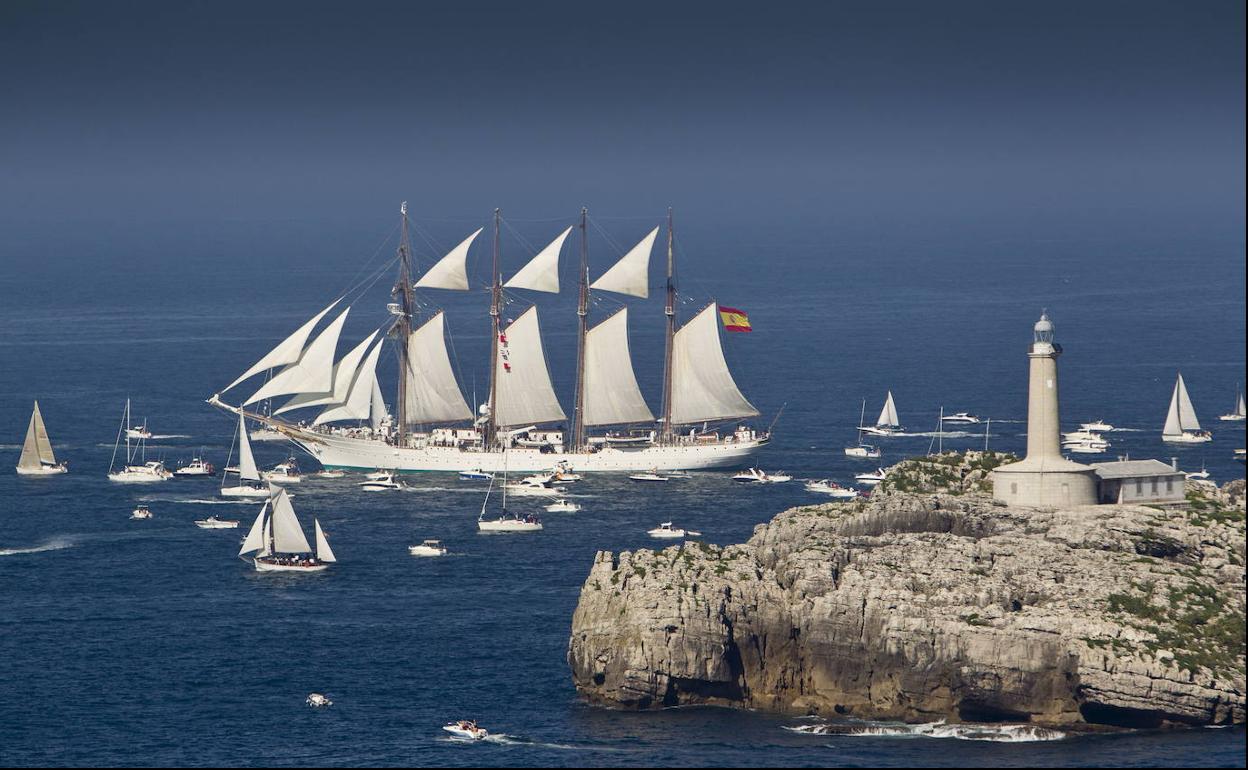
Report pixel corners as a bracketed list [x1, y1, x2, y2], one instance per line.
[659, 207, 676, 444]
[486, 208, 502, 448]
[572, 207, 590, 450]
[393, 202, 415, 445]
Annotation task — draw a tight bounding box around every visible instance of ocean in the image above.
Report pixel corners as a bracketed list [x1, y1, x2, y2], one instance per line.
[0, 214, 1243, 767]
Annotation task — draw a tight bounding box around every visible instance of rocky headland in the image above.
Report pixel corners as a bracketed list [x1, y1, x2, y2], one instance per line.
[568, 452, 1246, 729]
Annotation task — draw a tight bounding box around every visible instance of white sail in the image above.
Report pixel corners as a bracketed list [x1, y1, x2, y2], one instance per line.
[1236, 390, 1246, 418]
[239, 503, 269, 556]
[404, 311, 472, 424]
[314, 338, 384, 425]
[494, 306, 566, 427]
[590, 226, 658, 298]
[415, 228, 482, 290]
[314, 519, 337, 563]
[223, 299, 341, 393]
[1164, 374, 1201, 434]
[370, 379, 389, 430]
[245, 308, 351, 405]
[270, 489, 312, 553]
[18, 401, 57, 469]
[877, 391, 900, 428]
[669, 304, 759, 425]
[503, 226, 572, 294]
[274, 330, 379, 415]
[582, 309, 654, 426]
[236, 412, 260, 481]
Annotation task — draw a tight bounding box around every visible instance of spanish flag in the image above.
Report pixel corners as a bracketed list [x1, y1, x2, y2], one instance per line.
[718, 305, 752, 332]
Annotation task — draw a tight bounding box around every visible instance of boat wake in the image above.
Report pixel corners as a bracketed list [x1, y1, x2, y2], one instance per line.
[783, 720, 1066, 742]
[439, 733, 586, 750]
[0, 536, 77, 557]
[901, 430, 981, 438]
[149, 434, 192, 440]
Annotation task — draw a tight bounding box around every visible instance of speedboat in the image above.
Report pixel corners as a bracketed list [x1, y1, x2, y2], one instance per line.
[805, 480, 859, 500]
[666, 470, 693, 479]
[1079, 420, 1115, 432]
[545, 498, 581, 513]
[549, 461, 582, 484]
[733, 468, 793, 484]
[1184, 466, 1211, 481]
[629, 471, 668, 482]
[173, 457, 215, 478]
[130, 504, 153, 520]
[458, 469, 493, 481]
[1063, 430, 1107, 443]
[264, 458, 303, 484]
[647, 521, 700, 539]
[195, 516, 239, 529]
[125, 424, 153, 440]
[359, 472, 402, 491]
[941, 412, 982, 424]
[844, 444, 882, 459]
[408, 539, 448, 557]
[443, 720, 487, 740]
[505, 477, 559, 496]
[306, 693, 333, 708]
[1066, 440, 1108, 455]
[1235, 448, 1246, 463]
[478, 512, 543, 532]
[365, 469, 394, 481]
[109, 460, 174, 483]
[315, 469, 345, 479]
[854, 468, 888, 486]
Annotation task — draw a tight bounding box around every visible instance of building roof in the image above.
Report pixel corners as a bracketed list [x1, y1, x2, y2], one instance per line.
[1091, 459, 1184, 480]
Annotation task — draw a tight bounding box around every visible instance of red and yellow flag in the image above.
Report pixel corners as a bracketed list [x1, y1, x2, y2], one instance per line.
[718, 305, 752, 332]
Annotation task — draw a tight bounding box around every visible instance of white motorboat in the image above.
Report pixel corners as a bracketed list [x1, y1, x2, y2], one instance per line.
[1063, 430, 1108, 444]
[732, 467, 792, 484]
[548, 461, 581, 483]
[844, 444, 882, 459]
[647, 521, 701, 538]
[195, 516, 239, 529]
[629, 471, 668, 482]
[306, 693, 333, 708]
[1066, 440, 1108, 455]
[805, 480, 859, 500]
[1162, 373, 1212, 444]
[238, 488, 336, 572]
[1184, 466, 1211, 481]
[264, 458, 303, 484]
[666, 470, 693, 479]
[941, 412, 982, 424]
[315, 469, 345, 479]
[125, 424, 152, 440]
[108, 400, 173, 483]
[504, 475, 559, 496]
[859, 391, 904, 437]
[365, 469, 394, 481]
[130, 504, 153, 520]
[458, 469, 493, 481]
[15, 401, 68, 476]
[442, 721, 487, 740]
[854, 468, 888, 486]
[1219, 386, 1246, 422]
[408, 539, 448, 557]
[545, 498, 582, 513]
[359, 471, 403, 491]
[1079, 420, 1115, 432]
[174, 456, 216, 478]
[1234, 448, 1246, 463]
[222, 413, 270, 496]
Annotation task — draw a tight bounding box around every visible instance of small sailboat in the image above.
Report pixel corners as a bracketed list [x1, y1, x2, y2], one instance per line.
[130, 504, 153, 520]
[1162, 373, 1212, 443]
[264, 457, 303, 484]
[545, 498, 581, 513]
[647, 521, 700, 538]
[443, 720, 488, 740]
[805, 479, 859, 500]
[458, 469, 493, 481]
[359, 471, 403, 491]
[941, 412, 982, 424]
[15, 401, 68, 476]
[1219, 385, 1246, 422]
[173, 455, 215, 478]
[854, 468, 888, 486]
[238, 488, 336, 572]
[221, 413, 270, 497]
[478, 458, 543, 532]
[408, 539, 448, 557]
[194, 515, 239, 529]
[107, 399, 172, 483]
[859, 391, 904, 437]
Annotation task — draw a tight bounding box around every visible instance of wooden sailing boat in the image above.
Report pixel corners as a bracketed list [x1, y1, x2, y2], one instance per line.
[15, 401, 67, 475]
[238, 487, 336, 572]
[1162, 373, 1212, 443]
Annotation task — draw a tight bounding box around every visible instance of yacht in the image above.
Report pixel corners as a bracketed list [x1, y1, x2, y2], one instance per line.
[629, 470, 668, 482]
[108, 400, 173, 483]
[844, 444, 881, 459]
[854, 468, 888, 486]
[458, 469, 493, 481]
[359, 471, 403, 491]
[1162, 373, 1212, 443]
[408, 539, 448, 557]
[941, 412, 982, 424]
[805, 479, 859, 500]
[238, 488, 336, 572]
[1065, 440, 1108, 455]
[264, 458, 303, 484]
[1184, 466, 1211, 481]
[1079, 420, 1115, 432]
[647, 521, 700, 538]
[478, 458, 544, 532]
[173, 456, 215, 478]
[125, 422, 153, 440]
[194, 516, 239, 529]
[443, 721, 488, 740]
[315, 469, 345, 479]
[130, 504, 153, 520]
[859, 391, 904, 437]
[732, 468, 791, 483]
[545, 498, 582, 513]
[505, 475, 559, 496]
[15, 401, 68, 476]
[1219, 386, 1246, 422]
[221, 413, 270, 497]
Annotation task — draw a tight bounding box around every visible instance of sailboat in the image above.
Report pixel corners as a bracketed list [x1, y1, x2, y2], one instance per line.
[1162, 373, 1212, 443]
[859, 391, 904, 437]
[107, 399, 172, 482]
[1219, 385, 1246, 422]
[478, 452, 543, 532]
[237, 488, 336, 572]
[206, 204, 769, 473]
[15, 401, 68, 475]
[844, 398, 882, 458]
[221, 412, 270, 497]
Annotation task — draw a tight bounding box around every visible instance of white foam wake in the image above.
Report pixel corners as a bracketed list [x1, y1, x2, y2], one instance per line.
[0, 536, 77, 557]
[784, 720, 1066, 742]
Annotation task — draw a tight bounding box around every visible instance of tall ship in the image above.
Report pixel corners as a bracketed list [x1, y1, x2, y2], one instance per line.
[207, 204, 769, 473]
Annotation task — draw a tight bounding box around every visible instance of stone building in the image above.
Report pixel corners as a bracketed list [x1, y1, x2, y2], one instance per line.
[1092, 459, 1187, 505]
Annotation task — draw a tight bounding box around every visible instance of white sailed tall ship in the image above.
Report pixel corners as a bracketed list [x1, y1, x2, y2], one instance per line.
[15, 401, 68, 475]
[238, 488, 336, 572]
[1162, 373, 1212, 444]
[860, 391, 903, 437]
[207, 205, 769, 472]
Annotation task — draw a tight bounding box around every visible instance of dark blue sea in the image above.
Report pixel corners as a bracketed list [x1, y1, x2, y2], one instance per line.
[0, 214, 1244, 767]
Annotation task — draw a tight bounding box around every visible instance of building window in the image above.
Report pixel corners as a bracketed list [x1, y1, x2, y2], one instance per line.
[1011, 483, 1017, 496]
[1136, 478, 1142, 495]
[1151, 478, 1159, 495]
[1166, 478, 1173, 493]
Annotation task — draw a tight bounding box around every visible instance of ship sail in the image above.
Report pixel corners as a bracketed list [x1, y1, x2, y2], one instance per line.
[314, 338, 385, 425]
[493, 306, 566, 427]
[877, 391, 900, 428]
[590, 227, 658, 299]
[370, 380, 389, 430]
[236, 412, 260, 482]
[274, 330, 379, 415]
[1236, 389, 1246, 418]
[582, 308, 654, 426]
[18, 401, 57, 469]
[314, 519, 337, 563]
[222, 299, 341, 392]
[1163, 373, 1201, 434]
[503, 226, 572, 294]
[246, 308, 351, 405]
[403, 311, 472, 424]
[238, 502, 269, 557]
[669, 304, 758, 425]
[415, 228, 482, 291]
[270, 489, 312, 553]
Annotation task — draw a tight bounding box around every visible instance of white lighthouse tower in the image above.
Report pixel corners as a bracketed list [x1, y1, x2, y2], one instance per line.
[992, 312, 1098, 508]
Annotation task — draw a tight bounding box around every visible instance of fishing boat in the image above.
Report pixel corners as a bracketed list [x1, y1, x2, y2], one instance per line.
[647, 521, 700, 538]
[264, 457, 303, 484]
[194, 516, 239, 529]
[173, 456, 215, 478]
[859, 391, 904, 437]
[206, 205, 770, 473]
[359, 471, 403, 491]
[941, 412, 982, 424]
[238, 488, 336, 572]
[443, 721, 487, 740]
[458, 469, 493, 481]
[629, 470, 668, 482]
[1219, 386, 1246, 422]
[130, 504, 153, 520]
[107, 400, 173, 482]
[1162, 373, 1212, 443]
[408, 539, 448, 557]
[221, 413, 270, 497]
[854, 468, 888, 486]
[805, 480, 859, 500]
[545, 498, 581, 513]
[15, 401, 68, 475]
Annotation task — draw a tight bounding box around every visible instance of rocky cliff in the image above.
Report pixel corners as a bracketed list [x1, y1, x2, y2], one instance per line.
[568, 454, 1246, 729]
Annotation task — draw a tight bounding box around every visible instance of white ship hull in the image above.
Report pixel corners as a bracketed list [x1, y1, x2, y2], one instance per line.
[16, 464, 68, 476]
[253, 558, 329, 573]
[1162, 432, 1213, 444]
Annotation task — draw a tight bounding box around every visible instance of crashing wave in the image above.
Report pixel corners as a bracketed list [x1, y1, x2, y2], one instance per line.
[785, 719, 1066, 742]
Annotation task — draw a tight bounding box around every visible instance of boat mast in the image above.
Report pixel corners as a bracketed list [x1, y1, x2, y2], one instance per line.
[659, 208, 676, 444]
[572, 207, 590, 450]
[394, 202, 415, 445]
[486, 208, 502, 448]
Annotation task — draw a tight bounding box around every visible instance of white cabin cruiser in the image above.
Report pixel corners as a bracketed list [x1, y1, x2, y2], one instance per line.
[315, 469, 345, 479]
[408, 539, 448, 557]
[505, 475, 559, 496]
[443, 721, 487, 740]
[125, 423, 153, 440]
[732, 467, 791, 483]
[805, 480, 860, 500]
[545, 498, 581, 513]
[359, 471, 403, 491]
[306, 693, 333, 708]
[195, 516, 239, 529]
[174, 456, 215, 478]
[130, 504, 153, 520]
[854, 468, 888, 486]
[629, 470, 668, 482]
[238, 489, 336, 572]
[15, 401, 68, 476]
[648, 521, 700, 538]
[365, 469, 394, 480]
[264, 458, 303, 484]
[1065, 440, 1108, 455]
[941, 412, 982, 424]
[1162, 374, 1212, 443]
[1079, 420, 1115, 432]
[844, 444, 882, 459]
[458, 469, 493, 481]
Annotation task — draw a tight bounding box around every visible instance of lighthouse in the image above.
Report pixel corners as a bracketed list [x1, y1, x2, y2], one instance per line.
[992, 312, 1098, 507]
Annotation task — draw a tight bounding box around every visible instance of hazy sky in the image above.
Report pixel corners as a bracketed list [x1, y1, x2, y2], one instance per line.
[1, 0, 1243, 229]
